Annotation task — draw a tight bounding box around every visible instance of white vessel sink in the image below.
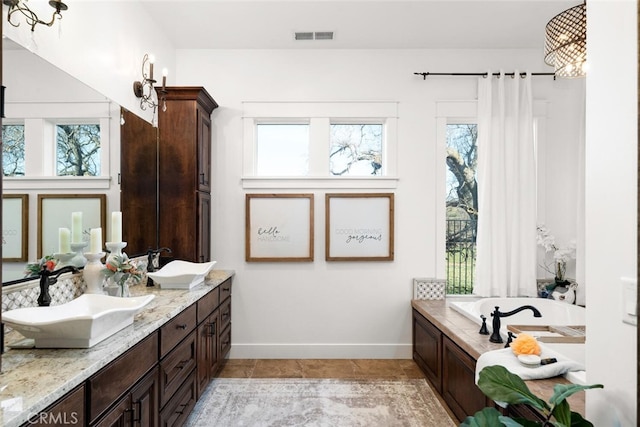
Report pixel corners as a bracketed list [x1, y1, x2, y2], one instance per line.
[147, 260, 216, 289]
[3, 294, 155, 348]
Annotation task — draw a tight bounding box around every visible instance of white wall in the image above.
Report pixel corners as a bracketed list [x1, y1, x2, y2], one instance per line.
[175, 48, 585, 358]
[585, 1, 637, 426]
[2, 1, 175, 125]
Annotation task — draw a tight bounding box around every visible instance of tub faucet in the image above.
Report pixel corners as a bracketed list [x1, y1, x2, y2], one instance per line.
[38, 266, 79, 307]
[146, 247, 172, 286]
[489, 305, 542, 343]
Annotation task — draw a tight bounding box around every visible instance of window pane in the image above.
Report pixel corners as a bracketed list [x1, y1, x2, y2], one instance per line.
[56, 124, 101, 176]
[2, 124, 25, 176]
[330, 124, 382, 176]
[445, 124, 478, 295]
[256, 124, 309, 176]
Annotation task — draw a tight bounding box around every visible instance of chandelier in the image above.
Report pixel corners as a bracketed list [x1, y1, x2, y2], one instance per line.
[544, 2, 587, 78]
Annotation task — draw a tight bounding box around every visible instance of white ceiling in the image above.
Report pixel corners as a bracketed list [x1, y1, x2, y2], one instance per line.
[139, 0, 578, 50]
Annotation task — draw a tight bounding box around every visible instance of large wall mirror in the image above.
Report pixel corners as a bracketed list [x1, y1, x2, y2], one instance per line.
[1, 38, 155, 286]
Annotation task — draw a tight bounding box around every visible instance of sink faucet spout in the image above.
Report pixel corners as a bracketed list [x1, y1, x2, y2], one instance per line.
[38, 266, 79, 307]
[489, 305, 542, 344]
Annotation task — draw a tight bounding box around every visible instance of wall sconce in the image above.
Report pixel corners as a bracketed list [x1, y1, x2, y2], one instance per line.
[133, 53, 168, 120]
[3, 0, 67, 32]
[544, 2, 587, 78]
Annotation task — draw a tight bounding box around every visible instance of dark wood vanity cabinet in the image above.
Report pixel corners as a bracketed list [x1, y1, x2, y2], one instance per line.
[412, 309, 489, 422]
[157, 87, 218, 263]
[413, 309, 442, 393]
[25, 384, 85, 426]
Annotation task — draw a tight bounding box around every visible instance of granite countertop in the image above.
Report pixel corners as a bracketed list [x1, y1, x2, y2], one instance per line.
[0, 269, 234, 427]
[411, 299, 585, 417]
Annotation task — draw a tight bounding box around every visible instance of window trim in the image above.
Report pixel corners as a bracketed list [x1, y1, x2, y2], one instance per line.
[242, 101, 398, 189]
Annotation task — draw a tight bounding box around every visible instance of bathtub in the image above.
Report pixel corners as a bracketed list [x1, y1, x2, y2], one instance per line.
[448, 297, 586, 384]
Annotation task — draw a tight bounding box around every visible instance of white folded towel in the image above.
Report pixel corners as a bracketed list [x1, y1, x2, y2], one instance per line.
[475, 346, 585, 384]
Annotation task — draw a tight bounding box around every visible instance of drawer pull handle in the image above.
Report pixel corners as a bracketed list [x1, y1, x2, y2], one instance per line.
[222, 311, 229, 319]
[222, 287, 230, 292]
[208, 322, 216, 336]
[177, 359, 190, 369]
[176, 324, 187, 330]
[176, 403, 189, 415]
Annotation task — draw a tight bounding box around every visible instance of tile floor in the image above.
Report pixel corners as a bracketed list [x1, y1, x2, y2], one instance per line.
[218, 359, 428, 380]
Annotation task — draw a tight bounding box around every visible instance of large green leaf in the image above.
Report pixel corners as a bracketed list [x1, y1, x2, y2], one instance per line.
[477, 366, 549, 412]
[549, 383, 604, 406]
[550, 398, 571, 426]
[460, 407, 524, 427]
[569, 411, 595, 427]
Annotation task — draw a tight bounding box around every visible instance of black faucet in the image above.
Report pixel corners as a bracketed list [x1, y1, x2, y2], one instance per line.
[146, 247, 172, 286]
[489, 305, 542, 343]
[38, 266, 79, 307]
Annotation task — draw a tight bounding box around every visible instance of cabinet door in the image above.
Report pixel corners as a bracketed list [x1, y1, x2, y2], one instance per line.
[131, 367, 160, 427]
[91, 394, 132, 427]
[412, 310, 442, 393]
[197, 106, 212, 192]
[442, 336, 489, 422]
[196, 309, 220, 398]
[196, 192, 211, 263]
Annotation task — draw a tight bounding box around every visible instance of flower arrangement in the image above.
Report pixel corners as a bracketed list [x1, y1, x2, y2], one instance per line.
[102, 253, 143, 296]
[536, 224, 576, 283]
[24, 255, 57, 277]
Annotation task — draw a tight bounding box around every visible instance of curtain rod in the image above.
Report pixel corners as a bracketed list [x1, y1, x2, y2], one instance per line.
[414, 72, 556, 80]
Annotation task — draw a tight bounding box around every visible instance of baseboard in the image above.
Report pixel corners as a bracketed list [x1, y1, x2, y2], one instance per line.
[228, 343, 413, 359]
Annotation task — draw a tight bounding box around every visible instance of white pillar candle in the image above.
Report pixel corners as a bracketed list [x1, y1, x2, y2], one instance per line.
[90, 228, 102, 254]
[71, 211, 83, 243]
[59, 227, 71, 253]
[111, 211, 122, 243]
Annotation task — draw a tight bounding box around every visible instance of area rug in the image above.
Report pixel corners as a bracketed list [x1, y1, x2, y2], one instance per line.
[185, 378, 457, 427]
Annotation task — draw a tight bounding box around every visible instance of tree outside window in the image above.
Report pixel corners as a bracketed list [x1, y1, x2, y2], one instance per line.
[446, 124, 478, 294]
[2, 124, 25, 176]
[56, 124, 101, 176]
[330, 124, 382, 176]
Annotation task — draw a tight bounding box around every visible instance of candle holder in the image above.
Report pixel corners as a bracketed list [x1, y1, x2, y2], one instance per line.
[70, 241, 89, 268]
[105, 241, 127, 265]
[53, 252, 75, 269]
[83, 252, 106, 295]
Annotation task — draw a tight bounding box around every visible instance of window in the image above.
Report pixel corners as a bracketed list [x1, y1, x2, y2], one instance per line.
[56, 124, 101, 176]
[330, 123, 383, 176]
[242, 101, 397, 188]
[2, 124, 25, 176]
[256, 123, 309, 176]
[445, 123, 478, 294]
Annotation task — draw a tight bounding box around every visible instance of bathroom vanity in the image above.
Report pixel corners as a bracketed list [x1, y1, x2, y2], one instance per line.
[412, 299, 585, 423]
[0, 270, 234, 427]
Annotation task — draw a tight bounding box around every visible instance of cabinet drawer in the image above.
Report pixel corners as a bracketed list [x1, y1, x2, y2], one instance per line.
[26, 384, 85, 426]
[89, 332, 158, 423]
[219, 324, 231, 362]
[159, 370, 197, 427]
[160, 304, 197, 358]
[197, 287, 219, 323]
[219, 278, 232, 302]
[160, 330, 197, 407]
[219, 297, 231, 332]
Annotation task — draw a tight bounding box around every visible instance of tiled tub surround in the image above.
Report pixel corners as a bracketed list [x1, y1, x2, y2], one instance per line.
[0, 269, 234, 427]
[411, 299, 585, 419]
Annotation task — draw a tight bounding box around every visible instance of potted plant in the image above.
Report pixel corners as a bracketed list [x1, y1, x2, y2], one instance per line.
[461, 365, 602, 427]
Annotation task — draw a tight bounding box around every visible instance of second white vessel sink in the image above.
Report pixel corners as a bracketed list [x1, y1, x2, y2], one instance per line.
[3, 294, 155, 348]
[147, 260, 216, 289]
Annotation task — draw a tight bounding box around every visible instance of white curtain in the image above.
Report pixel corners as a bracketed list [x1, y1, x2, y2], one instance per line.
[474, 71, 537, 297]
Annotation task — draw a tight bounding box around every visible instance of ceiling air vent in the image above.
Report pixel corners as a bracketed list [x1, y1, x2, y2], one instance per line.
[294, 31, 334, 41]
[314, 31, 334, 40]
[294, 32, 314, 41]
